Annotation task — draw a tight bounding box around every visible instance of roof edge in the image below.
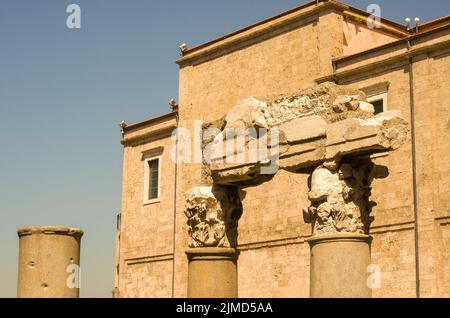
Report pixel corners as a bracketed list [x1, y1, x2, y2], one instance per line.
[177, 0, 410, 62]
[333, 22, 450, 66]
[180, 0, 322, 57]
[122, 111, 178, 134]
[418, 14, 450, 32]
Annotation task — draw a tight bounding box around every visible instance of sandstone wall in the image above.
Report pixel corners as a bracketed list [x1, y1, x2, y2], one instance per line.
[173, 8, 345, 298]
[411, 48, 450, 297]
[117, 117, 177, 297]
[335, 29, 450, 297]
[343, 19, 398, 56]
[116, 4, 450, 298]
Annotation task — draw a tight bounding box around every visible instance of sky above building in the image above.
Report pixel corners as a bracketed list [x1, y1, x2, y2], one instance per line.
[0, 0, 448, 298]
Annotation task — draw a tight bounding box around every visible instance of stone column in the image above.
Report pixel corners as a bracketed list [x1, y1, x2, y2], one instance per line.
[309, 234, 372, 298]
[304, 158, 377, 298]
[184, 186, 242, 298]
[186, 248, 237, 298]
[17, 226, 83, 298]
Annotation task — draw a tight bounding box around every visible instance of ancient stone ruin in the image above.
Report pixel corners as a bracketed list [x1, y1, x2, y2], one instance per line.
[191, 83, 408, 236]
[184, 82, 409, 297]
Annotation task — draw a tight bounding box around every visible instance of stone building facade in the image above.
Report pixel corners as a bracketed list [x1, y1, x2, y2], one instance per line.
[114, 0, 450, 298]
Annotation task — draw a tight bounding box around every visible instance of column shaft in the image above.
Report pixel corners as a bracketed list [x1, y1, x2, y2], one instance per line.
[308, 234, 372, 298]
[186, 248, 237, 298]
[17, 226, 83, 298]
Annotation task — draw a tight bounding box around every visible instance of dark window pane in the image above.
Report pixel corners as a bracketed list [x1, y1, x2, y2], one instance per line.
[148, 159, 159, 199]
[372, 99, 384, 115]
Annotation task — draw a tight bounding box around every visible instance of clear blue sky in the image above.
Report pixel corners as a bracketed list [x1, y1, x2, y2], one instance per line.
[0, 0, 448, 298]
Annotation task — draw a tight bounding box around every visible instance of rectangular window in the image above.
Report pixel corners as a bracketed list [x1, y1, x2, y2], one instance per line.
[367, 92, 388, 115]
[371, 99, 384, 115]
[143, 156, 161, 204]
[148, 159, 159, 199]
[116, 213, 121, 230]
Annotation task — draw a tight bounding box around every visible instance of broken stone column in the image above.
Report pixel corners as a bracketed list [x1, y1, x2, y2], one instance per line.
[184, 186, 242, 298]
[17, 226, 83, 298]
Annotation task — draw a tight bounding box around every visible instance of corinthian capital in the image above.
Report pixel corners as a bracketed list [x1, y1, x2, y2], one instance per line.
[303, 158, 385, 237]
[184, 186, 242, 248]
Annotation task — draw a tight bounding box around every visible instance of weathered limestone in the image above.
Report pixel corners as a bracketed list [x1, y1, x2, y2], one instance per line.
[303, 158, 380, 236]
[17, 226, 83, 298]
[325, 111, 408, 159]
[303, 159, 378, 298]
[205, 98, 273, 186]
[204, 83, 408, 185]
[186, 248, 238, 298]
[184, 186, 242, 248]
[196, 82, 409, 298]
[279, 115, 327, 143]
[184, 186, 242, 298]
[117, 0, 450, 297]
[309, 234, 372, 298]
[223, 97, 268, 130]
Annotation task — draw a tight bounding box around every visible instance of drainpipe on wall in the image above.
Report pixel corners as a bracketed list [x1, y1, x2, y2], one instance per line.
[112, 212, 121, 298]
[171, 112, 179, 298]
[407, 37, 421, 299]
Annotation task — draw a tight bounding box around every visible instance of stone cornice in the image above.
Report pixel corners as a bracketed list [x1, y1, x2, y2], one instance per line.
[125, 253, 174, 265]
[370, 221, 415, 234]
[176, 0, 411, 67]
[316, 37, 450, 84]
[342, 11, 408, 38]
[436, 216, 450, 226]
[122, 111, 177, 133]
[176, 2, 337, 67]
[121, 125, 176, 147]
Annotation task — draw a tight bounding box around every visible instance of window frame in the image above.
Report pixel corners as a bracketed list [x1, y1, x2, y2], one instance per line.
[143, 155, 162, 205]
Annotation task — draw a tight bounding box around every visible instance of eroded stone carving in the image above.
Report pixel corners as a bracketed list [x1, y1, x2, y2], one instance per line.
[303, 158, 384, 236]
[184, 186, 242, 248]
